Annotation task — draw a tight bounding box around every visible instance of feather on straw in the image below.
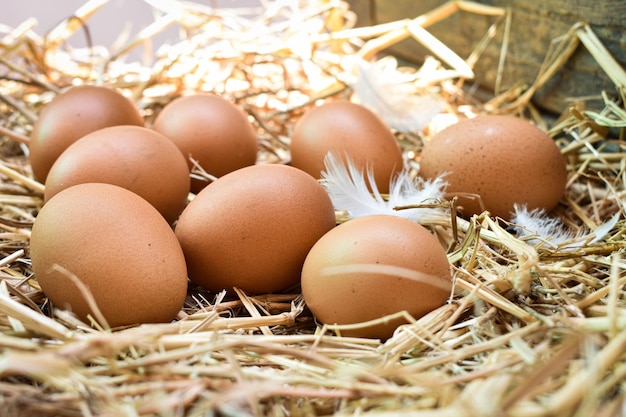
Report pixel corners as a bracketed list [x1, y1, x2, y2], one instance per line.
[510, 204, 619, 249]
[320, 152, 448, 223]
[350, 56, 444, 133]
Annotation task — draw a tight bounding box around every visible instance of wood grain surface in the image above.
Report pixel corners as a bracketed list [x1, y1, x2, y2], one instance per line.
[348, 0, 626, 114]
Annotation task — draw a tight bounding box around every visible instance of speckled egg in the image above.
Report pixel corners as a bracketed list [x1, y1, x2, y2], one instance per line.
[152, 93, 258, 193]
[301, 214, 452, 340]
[30, 183, 188, 328]
[419, 115, 568, 220]
[175, 164, 337, 294]
[290, 100, 404, 194]
[29, 85, 144, 182]
[44, 125, 190, 224]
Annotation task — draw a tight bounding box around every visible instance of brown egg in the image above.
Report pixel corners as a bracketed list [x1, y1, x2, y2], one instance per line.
[29, 85, 144, 182]
[301, 214, 452, 340]
[419, 115, 568, 220]
[290, 100, 404, 194]
[30, 183, 188, 328]
[44, 125, 190, 224]
[152, 94, 258, 193]
[175, 164, 337, 294]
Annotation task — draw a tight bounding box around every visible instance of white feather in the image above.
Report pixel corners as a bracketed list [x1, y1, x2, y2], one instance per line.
[320, 152, 448, 222]
[510, 204, 574, 248]
[510, 204, 620, 249]
[350, 57, 444, 133]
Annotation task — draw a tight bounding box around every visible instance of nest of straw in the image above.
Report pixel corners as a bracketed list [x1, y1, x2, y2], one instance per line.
[0, 1, 625, 416]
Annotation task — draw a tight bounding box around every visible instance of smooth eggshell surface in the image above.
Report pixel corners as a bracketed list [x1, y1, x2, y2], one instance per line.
[44, 125, 190, 224]
[301, 214, 452, 340]
[152, 94, 258, 193]
[30, 183, 188, 328]
[419, 115, 568, 220]
[290, 100, 403, 194]
[175, 164, 337, 294]
[29, 85, 144, 182]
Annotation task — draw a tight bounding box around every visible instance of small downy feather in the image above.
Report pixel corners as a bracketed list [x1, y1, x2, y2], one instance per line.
[320, 152, 448, 223]
[510, 203, 619, 249]
[350, 56, 444, 133]
[510, 204, 574, 247]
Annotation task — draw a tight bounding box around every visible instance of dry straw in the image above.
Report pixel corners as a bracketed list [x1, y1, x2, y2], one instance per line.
[0, 1, 625, 416]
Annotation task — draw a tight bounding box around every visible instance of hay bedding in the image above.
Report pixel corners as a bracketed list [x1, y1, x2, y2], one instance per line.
[0, 1, 625, 416]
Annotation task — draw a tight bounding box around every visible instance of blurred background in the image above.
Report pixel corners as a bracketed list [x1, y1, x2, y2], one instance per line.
[3, 0, 624, 114]
[1, 0, 262, 62]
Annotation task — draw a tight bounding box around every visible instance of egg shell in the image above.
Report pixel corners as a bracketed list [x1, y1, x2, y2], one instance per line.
[301, 214, 452, 340]
[152, 94, 258, 193]
[290, 100, 404, 194]
[175, 164, 337, 294]
[30, 183, 188, 328]
[29, 85, 144, 182]
[44, 125, 190, 224]
[419, 115, 568, 220]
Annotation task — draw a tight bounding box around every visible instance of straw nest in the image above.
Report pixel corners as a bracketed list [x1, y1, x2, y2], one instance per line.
[0, 1, 625, 416]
